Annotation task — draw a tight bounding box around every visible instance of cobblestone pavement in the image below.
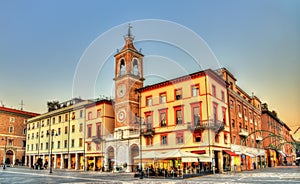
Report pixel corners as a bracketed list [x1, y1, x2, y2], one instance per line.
[0, 166, 299, 184]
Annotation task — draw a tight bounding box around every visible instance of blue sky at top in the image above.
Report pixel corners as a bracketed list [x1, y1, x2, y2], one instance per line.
[0, 0, 299, 129]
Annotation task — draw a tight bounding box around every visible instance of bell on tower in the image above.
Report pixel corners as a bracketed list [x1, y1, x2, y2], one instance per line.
[114, 24, 144, 80]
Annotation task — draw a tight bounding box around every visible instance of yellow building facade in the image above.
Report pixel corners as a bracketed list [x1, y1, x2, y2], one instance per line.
[25, 98, 114, 171]
[138, 69, 230, 173]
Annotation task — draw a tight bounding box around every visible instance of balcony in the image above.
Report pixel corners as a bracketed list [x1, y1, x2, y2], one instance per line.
[187, 122, 205, 132]
[188, 120, 224, 132]
[141, 124, 155, 136]
[239, 128, 249, 137]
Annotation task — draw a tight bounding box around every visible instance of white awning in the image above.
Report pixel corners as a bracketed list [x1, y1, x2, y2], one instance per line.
[243, 152, 255, 158]
[277, 150, 286, 157]
[182, 157, 198, 162]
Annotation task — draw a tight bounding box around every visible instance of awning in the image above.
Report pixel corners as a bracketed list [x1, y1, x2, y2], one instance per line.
[198, 155, 212, 162]
[243, 152, 255, 158]
[277, 150, 286, 157]
[182, 157, 198, 162]
[223, 150, 239, 156]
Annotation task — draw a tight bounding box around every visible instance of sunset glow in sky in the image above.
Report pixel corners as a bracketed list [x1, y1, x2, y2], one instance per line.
[0, 0, 299, 130]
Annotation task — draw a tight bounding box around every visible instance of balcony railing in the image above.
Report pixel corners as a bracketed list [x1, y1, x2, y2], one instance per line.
[141, 123, 155, 136]
[239, 128, 249, 137]
[187, 119, 225, 132]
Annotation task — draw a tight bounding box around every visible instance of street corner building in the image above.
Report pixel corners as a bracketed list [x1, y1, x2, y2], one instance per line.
[0, 106, 39, 167]
[24, 26, 297, 175]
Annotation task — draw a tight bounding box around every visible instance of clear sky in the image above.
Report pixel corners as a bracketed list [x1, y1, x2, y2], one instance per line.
[0, 0, 299, 131]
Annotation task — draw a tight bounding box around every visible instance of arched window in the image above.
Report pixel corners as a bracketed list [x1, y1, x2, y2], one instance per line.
[132, 58, 139, 76]
[120, 59, 125, 76]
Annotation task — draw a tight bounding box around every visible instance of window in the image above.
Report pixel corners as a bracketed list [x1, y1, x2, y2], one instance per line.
[193, 132, 202, 142]
[192, 106, 200, 126]
[221, 91, 225, 102]
[213, 103, 218, 123]
[233, 136, 236, 144]
[120, 59, 125, 75]
[176, 132, 184, 144]
[80, 110, 83, 118]
[96, 123, 101, 138]
[88, 112, 92, 120]
[79, 138, 83, 147]
[27, 145, 29, 151]
[58, 128, 61, 135]
[59, 116, 62, 123]
[51, 141, 54, 149]
[160, 93, 166, 104]
[215, 133, 220, 143]
[224, 134, 228, 144]
[27, 134, 30, 140]
[9, 126, 13, 133]
[175, 89, 182, 100]
[41, 121, 44, 127]
[10, 117, 15, 122]
[145, 112, 153, 129]
[87, 142, 91, 151]
[40, 143, 43, 150]
[71, 112, 75, 120]
[159, 109, 167, 127]
[31, 144, 33, 151]
[212, 85, 216, 97]
[145, 137, 153, 146]
[36, 122, 40, 128]
[32, 133, 34, 139]
[72, 125, 75, 133]
[46, 142, 49, 150]
[87, 125, 92, 138]
[71, 139, 75, 148]
[52, 117, 55, 124]
[47, 119, 50, 125]
[174, 106, 184, 125]
[232, 119, 235, 128]
[65, 114, 69, 121]
[146, 96, 152, 106]
[64, 126, 68, 134]
[222, 107, 226, 125]
[8, 139, 13, 146]
[132, 58, 139, 75]
[57, 141, 60, 149]
[230, 100, 234, 109]
[36, 132, 39, 139]
[97, 109, 101, 118]
[22, 140, 26, 147]
[64, 140, 68, 148]
[36, 143, 38, 150]
[161, 135, 168, 145]
[192, 85, 199, 97]
[79, 123, 83, 132]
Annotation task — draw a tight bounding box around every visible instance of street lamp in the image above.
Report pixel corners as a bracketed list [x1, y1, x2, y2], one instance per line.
[47, 130, 58, 174]
[1, 137, 7, 170]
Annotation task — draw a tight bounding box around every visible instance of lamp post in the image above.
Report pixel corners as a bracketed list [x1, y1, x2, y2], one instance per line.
[48, 130, 57, 174]
[2, 137, 7, 170]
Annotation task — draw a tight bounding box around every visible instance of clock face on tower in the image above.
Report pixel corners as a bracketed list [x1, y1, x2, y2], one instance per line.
[117, 109, 126, 123]
[117, 84, 126, 98]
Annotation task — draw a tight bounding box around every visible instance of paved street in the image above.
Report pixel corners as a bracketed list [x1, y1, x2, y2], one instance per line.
[0, 166, 299, 184]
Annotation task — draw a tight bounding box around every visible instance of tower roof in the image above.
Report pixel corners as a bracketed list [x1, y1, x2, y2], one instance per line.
[119, 24, 140, 54]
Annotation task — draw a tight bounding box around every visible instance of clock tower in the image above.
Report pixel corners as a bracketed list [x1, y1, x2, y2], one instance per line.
[114, 25, 144, 128]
